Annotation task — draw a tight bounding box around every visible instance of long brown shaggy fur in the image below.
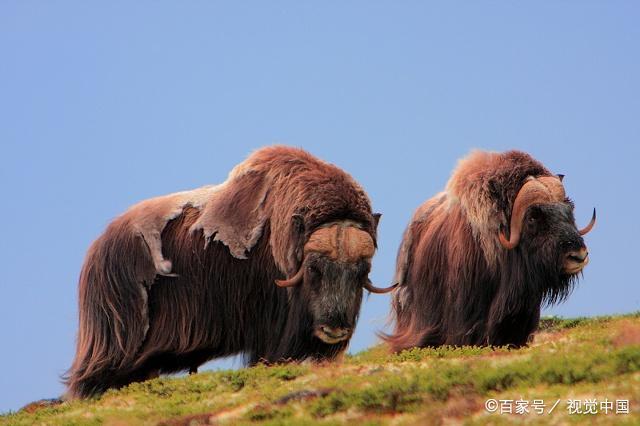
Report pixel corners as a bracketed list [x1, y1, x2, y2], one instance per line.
[65, 146, 377, 399]
[386, 150, 589, 351]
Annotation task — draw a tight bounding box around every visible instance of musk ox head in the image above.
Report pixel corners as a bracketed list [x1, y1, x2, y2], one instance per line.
[497, 174, 596, 295]
[446, 150, 596, 283]
[275, 217, 395, 344]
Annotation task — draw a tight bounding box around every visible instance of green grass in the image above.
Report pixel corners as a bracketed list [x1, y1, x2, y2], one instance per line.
[3, 313, 639, 425]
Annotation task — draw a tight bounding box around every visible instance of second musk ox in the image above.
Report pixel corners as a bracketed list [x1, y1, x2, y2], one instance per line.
[386, 150, 596, 351]
[66, 146, 395, 399]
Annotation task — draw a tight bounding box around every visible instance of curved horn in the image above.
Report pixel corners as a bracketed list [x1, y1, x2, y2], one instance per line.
[578, 208, 596, 235]
[275, 266, 305, 288]
[364, 279, 398, 294]
[498, 227, 518, 250]
[499, 179, 555, 250]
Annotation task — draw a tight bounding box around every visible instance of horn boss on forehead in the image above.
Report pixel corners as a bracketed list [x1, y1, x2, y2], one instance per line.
[276, 224, 375, 288]
[303, 224, 396, 294]
[304, 224, 375, 261]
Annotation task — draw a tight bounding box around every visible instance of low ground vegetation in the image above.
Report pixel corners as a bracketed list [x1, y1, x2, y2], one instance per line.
[3, 313, 639, 425]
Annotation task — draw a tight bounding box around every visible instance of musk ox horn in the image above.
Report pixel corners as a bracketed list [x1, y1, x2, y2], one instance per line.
[275, 266, 305, 287]
[578, 208, 596, 235]
[364, 279, 398, 294]
[499, 177, 560, 250]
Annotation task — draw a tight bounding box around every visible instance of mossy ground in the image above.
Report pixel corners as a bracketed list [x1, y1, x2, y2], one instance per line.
[3, 313, 639, 425]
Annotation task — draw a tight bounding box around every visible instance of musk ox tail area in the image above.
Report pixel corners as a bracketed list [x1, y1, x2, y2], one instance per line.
[64, 217, 156, 399]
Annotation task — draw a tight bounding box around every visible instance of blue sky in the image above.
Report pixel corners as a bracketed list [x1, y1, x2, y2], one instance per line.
[1, 1, 639, 413]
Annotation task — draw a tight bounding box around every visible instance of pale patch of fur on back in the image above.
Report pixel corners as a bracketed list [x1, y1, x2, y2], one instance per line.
[189, 176, 269, 259]
[124, 185, 223, 276]
[445, 150, 505, 267]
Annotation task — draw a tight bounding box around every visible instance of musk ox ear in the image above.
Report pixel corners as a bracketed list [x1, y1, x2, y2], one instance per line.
[190, 171, 269, 259]
[373, 213, 382, 231]
[288, 213, 306, 266]
[292, 213, 305, 232]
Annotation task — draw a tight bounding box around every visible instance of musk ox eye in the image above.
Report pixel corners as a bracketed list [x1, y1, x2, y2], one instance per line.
[528, 208, 544, 224]
[308, 265, 321, 278]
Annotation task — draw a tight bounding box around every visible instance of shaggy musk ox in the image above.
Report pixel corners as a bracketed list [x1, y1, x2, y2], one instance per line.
[386, 150, 596, 351]
[66, 146, 395, 399]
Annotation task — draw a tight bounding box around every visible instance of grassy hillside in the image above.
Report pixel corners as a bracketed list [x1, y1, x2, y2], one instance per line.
[3, 313, 639, 425]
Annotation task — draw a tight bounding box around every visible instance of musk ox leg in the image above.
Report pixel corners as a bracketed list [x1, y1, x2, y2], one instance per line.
[486, 305, 540, 347]
[146, 369, 160, 380]
[189, 366, 198, 375]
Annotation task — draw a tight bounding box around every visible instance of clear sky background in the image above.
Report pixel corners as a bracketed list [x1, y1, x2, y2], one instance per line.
[1, 2, 639, 413]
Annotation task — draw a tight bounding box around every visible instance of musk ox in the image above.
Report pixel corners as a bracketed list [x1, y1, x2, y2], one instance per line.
[386, 150, 595, 351]
[65, 146, 395, 399]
